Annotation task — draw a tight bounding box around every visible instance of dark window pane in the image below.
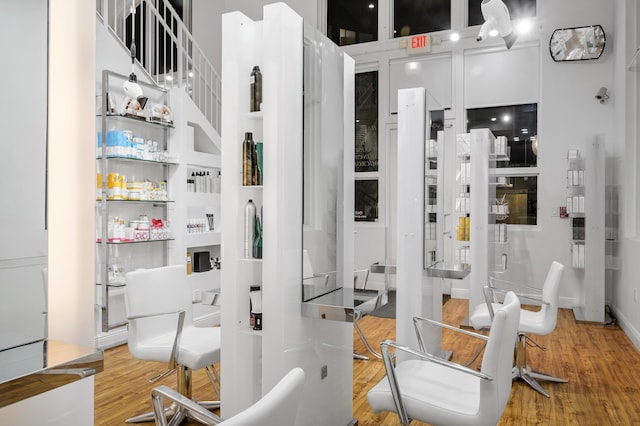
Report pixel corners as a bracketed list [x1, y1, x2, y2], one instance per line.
[328, 0, 378, 46]
[394, 0, 450, 38]
[355, 72, 379, 172]
[496, 176, 537, 225]
[467, 104, 537, 168]
[468, 0, 536, 27]
[355, 180, 379, 222]
[430, 110, 444, 140]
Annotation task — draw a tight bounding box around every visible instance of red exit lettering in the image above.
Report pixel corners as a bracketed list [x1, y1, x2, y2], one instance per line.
[411, 35, 428, 49]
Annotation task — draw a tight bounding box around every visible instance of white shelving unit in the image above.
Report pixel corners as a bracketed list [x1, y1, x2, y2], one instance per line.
[569, 140, 606, 324]
[96, 70, 178, 333]
[458, 129, 510, 315]
[221, 4, 354, 424]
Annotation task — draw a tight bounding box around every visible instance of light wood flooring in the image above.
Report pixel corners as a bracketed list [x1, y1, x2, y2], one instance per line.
[95, 298, 640, 425]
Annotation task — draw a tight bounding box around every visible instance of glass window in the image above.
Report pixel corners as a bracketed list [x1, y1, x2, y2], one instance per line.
[355, 71, 379, 172]
[394, 0, 451, 38]
[496, 176, 537, 225]
[468, 0, 536, 27]
[355, 179, 379, 222]
[327, 0, 378, 46]
[467, 104, 538, 168]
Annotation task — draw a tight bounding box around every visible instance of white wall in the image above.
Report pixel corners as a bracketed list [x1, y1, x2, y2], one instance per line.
[0, 0, 97, 423]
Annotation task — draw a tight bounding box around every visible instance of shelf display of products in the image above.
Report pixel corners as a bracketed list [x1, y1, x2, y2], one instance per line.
[97, 70, 176, 332]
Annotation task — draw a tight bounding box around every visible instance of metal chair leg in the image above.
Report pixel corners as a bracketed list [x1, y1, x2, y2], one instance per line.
[512, 332, 567, 398]
[126, 364, 220, 423]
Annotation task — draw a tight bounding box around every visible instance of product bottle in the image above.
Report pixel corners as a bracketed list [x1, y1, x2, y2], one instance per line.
[242, 132, 254, 186]
[251, 137, 259, 185]
[253, 214, 263, 259]
[215, 171, 221, 193]
[250, 66, 262, 112]
[244, 199, 256, 258]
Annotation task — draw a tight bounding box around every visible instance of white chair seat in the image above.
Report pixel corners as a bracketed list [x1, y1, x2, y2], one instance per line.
[368, 360, 481, 421]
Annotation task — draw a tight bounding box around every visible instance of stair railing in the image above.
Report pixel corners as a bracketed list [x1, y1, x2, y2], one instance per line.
[97, 0, 221, 133]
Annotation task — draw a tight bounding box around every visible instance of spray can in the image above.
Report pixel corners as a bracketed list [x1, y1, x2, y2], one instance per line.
[244, 199, 256, 258]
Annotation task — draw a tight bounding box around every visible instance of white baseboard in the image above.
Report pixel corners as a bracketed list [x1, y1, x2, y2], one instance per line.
[94, 311, 221, 350]
[95, 327, 128, 350]
[611, 305, 640, 351]
[449, 290, 576, 311]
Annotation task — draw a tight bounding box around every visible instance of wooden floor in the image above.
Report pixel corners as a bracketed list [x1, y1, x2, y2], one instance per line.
[95, 298, 640, 425]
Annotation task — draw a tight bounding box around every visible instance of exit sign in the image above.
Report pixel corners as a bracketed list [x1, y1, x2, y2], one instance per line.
[405, 34, 431, 54]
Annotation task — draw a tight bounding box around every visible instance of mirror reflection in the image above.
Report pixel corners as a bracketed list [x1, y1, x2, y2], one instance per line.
[302, 24, 345, 302]
[424, 94, 445, 269]
[549, 25, 605, 62]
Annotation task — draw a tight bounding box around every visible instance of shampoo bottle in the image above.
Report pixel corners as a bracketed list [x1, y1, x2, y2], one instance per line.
[250, 66, 262, 112]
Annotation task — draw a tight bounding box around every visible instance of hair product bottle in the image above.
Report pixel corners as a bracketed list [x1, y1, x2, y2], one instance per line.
[250, 66, 262, 112]
[242, 132, 254, 186]
[244, 199, 256, 258]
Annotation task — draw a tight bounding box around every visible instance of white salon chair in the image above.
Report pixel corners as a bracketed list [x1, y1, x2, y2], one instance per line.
[469, 261, 567, 398]
[367, 292, 521, 425]
[125, 265, 222, 423]
[151, 367, 305, 426]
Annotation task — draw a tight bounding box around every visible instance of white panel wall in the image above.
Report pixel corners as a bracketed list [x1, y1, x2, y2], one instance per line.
[0, 0, 97, 423]
[389, 54, 452, 113]
[464, 43, 539, 108]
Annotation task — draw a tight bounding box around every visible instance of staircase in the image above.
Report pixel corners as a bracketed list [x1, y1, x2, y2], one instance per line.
[96, 0, 221, 134]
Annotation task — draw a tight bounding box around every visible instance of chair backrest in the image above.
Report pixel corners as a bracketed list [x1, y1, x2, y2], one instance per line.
[220, 367, 305, 426]
[354, 268, 370, 289]
[537, 261, 565, 335]
[125, 265, 192, 361]
[479, 291, 521, 424]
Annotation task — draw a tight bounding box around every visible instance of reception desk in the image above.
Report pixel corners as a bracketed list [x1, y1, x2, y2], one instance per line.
[0, 340, 103, 408]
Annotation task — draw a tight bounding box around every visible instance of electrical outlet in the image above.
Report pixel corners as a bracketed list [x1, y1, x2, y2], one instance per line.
[193, 290, 202, 303]
[321, 365, 328, 380]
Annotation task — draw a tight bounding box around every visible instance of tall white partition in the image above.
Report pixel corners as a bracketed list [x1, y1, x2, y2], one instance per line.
[396, 88, 428, 350]
[573, 138, 606, 323]
[396, 88, 447, 355]
[221, 4, 354, 424]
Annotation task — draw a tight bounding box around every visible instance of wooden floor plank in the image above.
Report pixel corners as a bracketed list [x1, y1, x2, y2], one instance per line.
[95, 298, 640, 425]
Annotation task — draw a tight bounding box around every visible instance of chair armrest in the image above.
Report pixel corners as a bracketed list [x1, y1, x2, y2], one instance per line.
[152, 385, 223, 426]
[412, 315, 488, 353]
[128, 310, 185, 373]
[484, 285, 549, 306]
[379, 339, 493, 425]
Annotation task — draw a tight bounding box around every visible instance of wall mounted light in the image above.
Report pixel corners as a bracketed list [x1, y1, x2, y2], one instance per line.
[476, 0, 517, 50]
[595, 87, 609, 104]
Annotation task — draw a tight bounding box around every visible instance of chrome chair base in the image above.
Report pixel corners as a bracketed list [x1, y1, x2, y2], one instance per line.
[513, 333, 567, 398]
[126, 401, 221, 424]
[126, 364, 221, 423]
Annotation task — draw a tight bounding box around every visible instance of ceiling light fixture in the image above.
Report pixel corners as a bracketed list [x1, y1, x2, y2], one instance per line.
[450, 32, 460, 42]
[476, 0, 518, 49]
[369, 3, 375, 9]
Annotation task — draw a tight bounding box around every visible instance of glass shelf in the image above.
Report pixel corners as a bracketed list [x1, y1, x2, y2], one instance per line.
[240, 257, 263, 263]
[96, 155, 178, 166]
[101, 112, 175, 128]
[241, 184, 263, 189]
[96, 238, 174, 245]
[99, 199, 174, 204]
[244, 111, 264, 120]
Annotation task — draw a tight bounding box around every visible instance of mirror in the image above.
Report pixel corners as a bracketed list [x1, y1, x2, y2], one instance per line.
[0, 0, 49, 373]
[424, 96, 445, 269]
[549, 25, 606, 62]
[302, 24, 345, 302]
